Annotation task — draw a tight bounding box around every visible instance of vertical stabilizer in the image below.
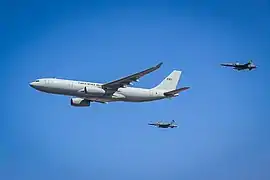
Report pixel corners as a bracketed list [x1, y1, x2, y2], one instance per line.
[153, 70, 181, 91]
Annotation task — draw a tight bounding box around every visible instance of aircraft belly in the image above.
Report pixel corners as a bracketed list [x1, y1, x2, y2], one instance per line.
[36, 84, 162, 103]
[112, 92, 126, 99]
[35, 86, 75, 95]
[118, 88, 156, 102]
[86, 97, 115, 102]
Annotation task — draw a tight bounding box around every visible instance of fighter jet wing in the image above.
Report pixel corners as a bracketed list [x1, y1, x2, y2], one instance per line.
[220, 63, 236, 67]
[102, 62, 163, 90]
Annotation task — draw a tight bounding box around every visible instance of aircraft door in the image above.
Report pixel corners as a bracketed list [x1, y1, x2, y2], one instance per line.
[69, 82, 75, 90]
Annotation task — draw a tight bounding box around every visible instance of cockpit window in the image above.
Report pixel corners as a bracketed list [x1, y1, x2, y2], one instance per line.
[35, 80, 40, 82]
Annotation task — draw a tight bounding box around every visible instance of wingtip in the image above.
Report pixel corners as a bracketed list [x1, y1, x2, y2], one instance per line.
[182, 86, 190, 90]
[156, 62, 163, 68]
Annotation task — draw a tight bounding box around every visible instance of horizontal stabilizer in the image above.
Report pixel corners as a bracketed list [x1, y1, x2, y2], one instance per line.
[164, 87, 190, 96]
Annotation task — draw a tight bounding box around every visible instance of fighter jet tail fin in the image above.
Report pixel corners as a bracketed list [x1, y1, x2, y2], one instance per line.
[152, 70, 181, 91]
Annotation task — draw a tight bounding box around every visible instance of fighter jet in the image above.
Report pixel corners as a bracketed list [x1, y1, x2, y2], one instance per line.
[220, 60, 257, 71]
[148, 120, 177, 128]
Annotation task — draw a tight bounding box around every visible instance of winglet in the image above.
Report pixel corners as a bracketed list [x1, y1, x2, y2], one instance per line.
[156, 62, 163, 69]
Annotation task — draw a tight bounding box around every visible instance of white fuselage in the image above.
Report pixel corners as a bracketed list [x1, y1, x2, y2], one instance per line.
[30, 78, 170, 102]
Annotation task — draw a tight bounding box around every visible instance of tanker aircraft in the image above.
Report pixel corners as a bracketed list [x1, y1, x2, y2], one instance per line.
[29, 62, 190, 107]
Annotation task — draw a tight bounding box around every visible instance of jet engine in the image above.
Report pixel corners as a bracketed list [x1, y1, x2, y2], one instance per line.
[80, 86, 106, 96]
[70, 98, 90, 107]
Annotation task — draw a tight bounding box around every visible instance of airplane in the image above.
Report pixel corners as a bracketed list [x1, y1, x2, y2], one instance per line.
[29, 62, 190, 107]
[148, 120, 177, 128]
[220, 60, 257, 71]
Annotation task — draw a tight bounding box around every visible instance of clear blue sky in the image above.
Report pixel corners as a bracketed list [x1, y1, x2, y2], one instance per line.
[1, 1, 270, 179]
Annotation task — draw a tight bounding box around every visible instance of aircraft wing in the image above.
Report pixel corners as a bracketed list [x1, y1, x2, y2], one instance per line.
[93, 100, 108, 104]
[102, 62, 163, 90]
[164, 87, 190, 96]
[220, 63, 235, 67]
[84, 97, 109, 104]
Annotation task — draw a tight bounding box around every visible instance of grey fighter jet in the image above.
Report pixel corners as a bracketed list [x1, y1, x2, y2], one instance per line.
[148, 120, 177, 128]
[221, 60, 257, 71]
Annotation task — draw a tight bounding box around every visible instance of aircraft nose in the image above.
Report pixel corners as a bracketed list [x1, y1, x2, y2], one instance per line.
[29, 82, 35, 87]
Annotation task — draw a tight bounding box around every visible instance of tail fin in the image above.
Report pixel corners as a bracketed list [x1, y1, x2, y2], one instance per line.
[153, 70, 181, 91]
[171, 120, 175, 124]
